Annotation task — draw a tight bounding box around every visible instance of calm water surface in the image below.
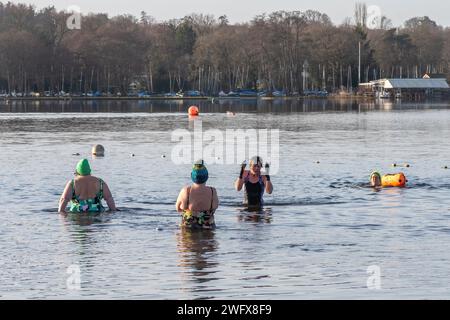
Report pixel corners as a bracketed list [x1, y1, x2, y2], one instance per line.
[1, 98, 450, 299]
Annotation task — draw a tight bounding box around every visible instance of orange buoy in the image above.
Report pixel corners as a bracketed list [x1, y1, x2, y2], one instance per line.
[188, 105, 199, 116]
[381, 173, 407, 187]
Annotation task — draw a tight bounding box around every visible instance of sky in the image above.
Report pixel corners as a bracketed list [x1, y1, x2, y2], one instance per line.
[8, 0, 450, 27]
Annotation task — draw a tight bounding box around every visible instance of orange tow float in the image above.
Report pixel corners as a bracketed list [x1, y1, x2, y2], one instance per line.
[381, 173, 407, 187]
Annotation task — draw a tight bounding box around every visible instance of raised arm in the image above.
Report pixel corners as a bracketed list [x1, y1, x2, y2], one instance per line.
[264, 163, 273, 194]
[102, 181, 117, 211]
[235, 176, 245, 191]
[235, 161, 247, 191]
[263, 176, 273, 194]
[58, 181, 73, 213]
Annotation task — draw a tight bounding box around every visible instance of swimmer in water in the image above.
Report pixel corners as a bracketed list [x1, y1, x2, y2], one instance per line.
[92, 144, 105, 157]
[370, 171, 382, 188]
[235, 156, 273, 209]
[176, 160, 219, 229]
[370, 171, 408, 188]
[58, 159, 117, 213]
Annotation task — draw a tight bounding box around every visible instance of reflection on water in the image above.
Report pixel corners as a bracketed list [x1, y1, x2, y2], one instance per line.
[3, 100, 450, 299]
[176, 228, 219, 285]
[2, 98, 450, 114]
[60, 212, 113, 227]
[237, 207, 273, 223]
[58, 212, 114, 259]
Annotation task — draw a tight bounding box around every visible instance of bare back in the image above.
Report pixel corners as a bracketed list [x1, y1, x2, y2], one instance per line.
[73, 175, 101, 200]
[176, 184, 219, 214]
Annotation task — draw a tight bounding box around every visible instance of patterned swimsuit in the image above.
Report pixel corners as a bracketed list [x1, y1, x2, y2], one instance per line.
[69, 179, 105, 213]
[181, 187, 216, 229]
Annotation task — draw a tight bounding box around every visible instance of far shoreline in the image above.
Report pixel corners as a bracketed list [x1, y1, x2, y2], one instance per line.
[0, 95, 378, 102]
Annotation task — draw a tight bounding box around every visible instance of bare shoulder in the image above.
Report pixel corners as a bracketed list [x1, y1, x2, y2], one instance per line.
[179, 185, 190, 195]
[91, 175, 102, 182]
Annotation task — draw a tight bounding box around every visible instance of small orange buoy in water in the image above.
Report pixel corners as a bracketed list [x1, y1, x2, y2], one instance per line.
[188, 105, 199, 116]
[381, 173, 407, 187]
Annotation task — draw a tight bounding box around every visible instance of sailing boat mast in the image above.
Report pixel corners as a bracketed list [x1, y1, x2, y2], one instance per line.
[358, 41, 361, 85]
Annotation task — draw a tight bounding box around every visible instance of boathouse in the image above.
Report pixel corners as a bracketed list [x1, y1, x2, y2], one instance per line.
[358, 76, 450, 99]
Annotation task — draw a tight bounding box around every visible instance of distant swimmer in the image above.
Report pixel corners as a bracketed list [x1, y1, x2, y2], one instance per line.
[176, 160, 219, 229]
[370, 171, 407, 188]
[235, 156, 273, 209]
[58, 159, 117, 213]
[226, 111, 236, 116]
[92, 144, 105, 157]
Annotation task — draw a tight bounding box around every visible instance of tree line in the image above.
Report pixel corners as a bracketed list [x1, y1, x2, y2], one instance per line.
[0, 2, 449, 95]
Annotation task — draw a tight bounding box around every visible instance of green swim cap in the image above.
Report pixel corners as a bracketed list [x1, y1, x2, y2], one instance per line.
[75, 159, 92, 176]
[370, 171, 381, 180]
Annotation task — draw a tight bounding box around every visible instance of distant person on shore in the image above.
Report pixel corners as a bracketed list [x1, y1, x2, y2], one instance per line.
[176, 160, 219, 229]
[58, 159, 117, 213]
[92, 144, 105, 157]
[235, 156, 273, 209]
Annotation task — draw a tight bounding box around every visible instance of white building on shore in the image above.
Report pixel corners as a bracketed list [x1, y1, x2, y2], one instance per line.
[359, 76, 450, 99]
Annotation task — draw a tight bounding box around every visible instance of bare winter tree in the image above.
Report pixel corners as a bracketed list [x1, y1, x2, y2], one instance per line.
[0, 2, 449, 94]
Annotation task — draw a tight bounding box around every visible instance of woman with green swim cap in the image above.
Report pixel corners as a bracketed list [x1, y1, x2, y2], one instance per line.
[176, 160, 219, 229]
[58, 159, 117, 213]
[370, 171, 382, 188]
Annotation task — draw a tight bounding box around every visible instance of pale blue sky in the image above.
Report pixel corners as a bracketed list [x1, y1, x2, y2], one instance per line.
[10, 0, 450, 26]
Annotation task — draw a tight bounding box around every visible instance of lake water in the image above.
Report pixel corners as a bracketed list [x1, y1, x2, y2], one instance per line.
[2, 98, 450, 299]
